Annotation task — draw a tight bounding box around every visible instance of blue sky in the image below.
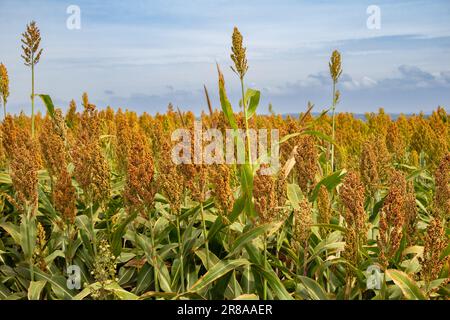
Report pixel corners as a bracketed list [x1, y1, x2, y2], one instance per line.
[0, 0, 449, 115]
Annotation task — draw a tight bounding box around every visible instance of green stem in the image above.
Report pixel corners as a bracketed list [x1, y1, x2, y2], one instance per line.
[31, 62, 35, 138]
[90, 200, 97, 256]
[200, 202, 210, 270]
[331, 82, 336, 172]
[150, 222, 160, 292]
[263, 232, 268, 300]
[240, 78, 252, 165]
[176, 215, 185, 293]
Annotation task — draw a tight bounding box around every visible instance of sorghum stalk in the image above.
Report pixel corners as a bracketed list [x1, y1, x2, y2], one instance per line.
[150, 221, 160, 292]
[329, 50, 342, 171]
[0, 63, 10, 119]
[21, 21, 43, 137]
[176, 214, 185, 292]
[200, 202, 211, 269]
[231, 27, 252, 165]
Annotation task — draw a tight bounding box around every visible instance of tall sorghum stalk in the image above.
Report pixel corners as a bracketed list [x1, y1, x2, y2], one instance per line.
[0, 63, 10, 119]
[339, 172, 367, 299]
[329, 50, 342, 171]
[231, 27, 251, 164]
[21, 21, 43, 138]
[200, 202, 210, 269]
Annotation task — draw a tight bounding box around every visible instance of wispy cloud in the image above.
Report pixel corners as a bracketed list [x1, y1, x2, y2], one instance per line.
[0, 0, 449, 114]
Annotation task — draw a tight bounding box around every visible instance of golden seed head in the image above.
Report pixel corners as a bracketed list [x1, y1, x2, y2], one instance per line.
[386, 122, 406, 161]
[9, 126, 41, 213]
[420, 218, 448, 283]
[294, 136, 318, 193]
[124, 127, 155, 213]
[0, 63, 10, 106]
[293, 198, 313, 251]
[434, 153, 450, 219]
[253, 164, 276, 224]
[212, 164, 234, 214]
[39, 117, 66, 177]
[1, 115, 19, 160]
[21, 21, 43, 67]
[377, 170, 407, 268]
[66, 99, 78, 129]
[72, 103, 110, 204]
[329, 50, 342, 83]
[404, 180, 418, 244]
[53, 168, 77, 224]
[230, 27, 248, 79]
[157, 137, 183, 213]
[360, 139, 379, 196]
[340, 171, 367, 266]
[317, 185, 331, 226]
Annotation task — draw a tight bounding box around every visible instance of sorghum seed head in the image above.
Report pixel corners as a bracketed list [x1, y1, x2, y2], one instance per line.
[329, 50, 342, 83]
[434, 153, 450, 219]
[230, 27, 248, 80]
[0, 63, 10, 106]
[21, 21, 43, 67]
[294, 136, 318, 193]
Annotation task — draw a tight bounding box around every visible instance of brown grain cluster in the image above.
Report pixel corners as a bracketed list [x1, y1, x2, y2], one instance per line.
[340, 171, 367, 266]
[39, 118, 66, 177]
[230, 27, 248, 80]
[434, 153, 450, 219]
[360, 140, 379, 196]
[0, 63, 10, 108]
[386, 122, 406, 161]
[72, 99, 110, 204]
[53, 168, 77, 224]
[20, 21, 43, 67]
[124, 127, 155, 214]
[212, 164, 234, 214]
[377, 171, 407, 268]
[292, 198, 313, 252]
[9, 123, 41, 213]
[329, 50, 342, 84]
[158, 138, 183, 213]
[317, 185, 331, 226]
[294, 136, 318, 193]
[253, 165, 276, 224]
[421, 218, 449, 283]
[404, 180, 418, 244]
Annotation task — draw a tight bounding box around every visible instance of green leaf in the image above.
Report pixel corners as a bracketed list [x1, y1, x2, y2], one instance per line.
[297, 276, 328, 300]
[111, 212, 136, 257]
[104, 282, 139, 300]
[310, 169, 347, 201]
[28, 280, 47, 300]
[37, 94, 55, 118]
[234, 293, 259, 300]
[386, 269, 427, 300]
[252, 265, 293, 300]
[20, 215, 36, 261]
[33, 268, 75, 299]
[217, 64, 237, 130]
[190, 259, 250, 293]
[227, 224, 272, 258]
[245, 89, 260, 119]
[0, 221, 22, 245]
[135, 263, 152, 295]
[287, 183, 303, 209]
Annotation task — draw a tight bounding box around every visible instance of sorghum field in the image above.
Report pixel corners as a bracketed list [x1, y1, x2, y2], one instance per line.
[0, 25, 449, 301]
